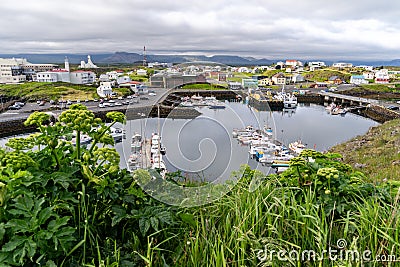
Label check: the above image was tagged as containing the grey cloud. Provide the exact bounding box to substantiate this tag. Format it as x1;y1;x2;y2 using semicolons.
0;0;399;59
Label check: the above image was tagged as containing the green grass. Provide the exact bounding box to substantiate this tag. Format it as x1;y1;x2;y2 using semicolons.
303;69;351;83
0;82;97;101
359;84;393;93
330;119;400;182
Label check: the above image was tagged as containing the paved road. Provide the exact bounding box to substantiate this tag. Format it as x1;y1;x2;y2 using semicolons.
0;87;169;122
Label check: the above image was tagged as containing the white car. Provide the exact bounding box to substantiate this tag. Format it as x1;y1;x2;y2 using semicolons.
149;92;157;96
98;103;105;108
115;102;122;106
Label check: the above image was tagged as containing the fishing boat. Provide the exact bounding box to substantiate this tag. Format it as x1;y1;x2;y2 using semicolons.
232;125;255;138
208;101;226;109
191;94;203;101
289;140;306;155
128;153;140;165
180;101;194;107
283;93;297;109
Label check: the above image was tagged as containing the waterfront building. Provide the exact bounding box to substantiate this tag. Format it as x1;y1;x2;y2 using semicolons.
242;78;259;89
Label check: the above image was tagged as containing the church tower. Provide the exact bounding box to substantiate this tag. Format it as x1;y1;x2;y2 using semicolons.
64;56;70;72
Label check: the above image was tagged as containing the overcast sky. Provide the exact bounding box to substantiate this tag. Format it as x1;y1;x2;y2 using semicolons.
1;0;399;60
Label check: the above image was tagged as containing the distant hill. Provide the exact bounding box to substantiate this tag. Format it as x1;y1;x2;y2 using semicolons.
0;52;399;67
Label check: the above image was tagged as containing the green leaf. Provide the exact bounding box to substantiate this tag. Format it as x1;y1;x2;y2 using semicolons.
24;237;37;258
178;213;197;228
139;219;150;236
13;195;34;215
38;207;53;225
48;216;70;232
1;236;26;252
0;223;5;242
150;217;159;232
5;219;31;233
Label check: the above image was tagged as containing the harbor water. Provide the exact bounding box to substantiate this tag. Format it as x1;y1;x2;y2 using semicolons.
117;102;379;182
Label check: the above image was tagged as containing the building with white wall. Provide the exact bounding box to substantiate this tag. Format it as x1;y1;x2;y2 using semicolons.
332;62;353;68
70;70;96;84
350;75;369;85
80;55;98;69
36;70;70;82
375;69;390;84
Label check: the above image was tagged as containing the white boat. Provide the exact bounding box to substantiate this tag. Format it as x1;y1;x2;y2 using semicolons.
151;154;166;171
259;153;294;164
232;126;255;138
132;132;142;142
128;153;140;165
204;96;217;101
263;125;273;137
289;140;306;155
110;127;124;142
151;133;160;146
283;94;297;109
191;94;203;101
208;101;226;109
180;101;194;107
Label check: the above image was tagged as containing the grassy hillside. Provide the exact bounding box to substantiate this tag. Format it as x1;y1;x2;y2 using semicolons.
330;119;400;182
0;82;97;101
303;69;351;82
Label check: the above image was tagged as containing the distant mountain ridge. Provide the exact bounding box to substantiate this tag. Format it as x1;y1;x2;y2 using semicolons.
0;52;399;67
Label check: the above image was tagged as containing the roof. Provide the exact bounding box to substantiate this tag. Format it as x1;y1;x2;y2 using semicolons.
72;70;94;73
351;75;365;79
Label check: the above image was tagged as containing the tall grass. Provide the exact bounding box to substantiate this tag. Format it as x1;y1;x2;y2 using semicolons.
174;174;400;266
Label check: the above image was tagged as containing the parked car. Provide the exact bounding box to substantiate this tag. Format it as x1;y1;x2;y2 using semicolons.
387;105;399;110
8;104;21;110
115;102;122;106
98;103;104;108
148;92;156;96
93;98;98;102
38;101;45;106
140;97;149;100
67;100;72;105
117;96;123;100
122;101;130;105
15;102;25;106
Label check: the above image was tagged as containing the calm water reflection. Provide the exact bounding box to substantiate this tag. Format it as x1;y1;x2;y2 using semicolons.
117;102;378;182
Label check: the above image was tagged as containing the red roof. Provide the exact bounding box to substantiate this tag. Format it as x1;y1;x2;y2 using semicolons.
50;69;69;72
72;70;94;73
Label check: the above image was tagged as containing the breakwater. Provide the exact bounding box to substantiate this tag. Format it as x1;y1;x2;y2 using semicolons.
363;105;400;123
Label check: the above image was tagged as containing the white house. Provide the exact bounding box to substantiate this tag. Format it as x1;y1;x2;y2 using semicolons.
332;62;353;68
363;72;375;80
350;75;368;85
272;73;287;85
97;82;114;98
70;70;96;84
35;69;70;83
137;69;147;76
285;60;303;67
99;74;109;82
291;74;305;83
237;67;251;73
375;69;390;84
116;75;131;85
